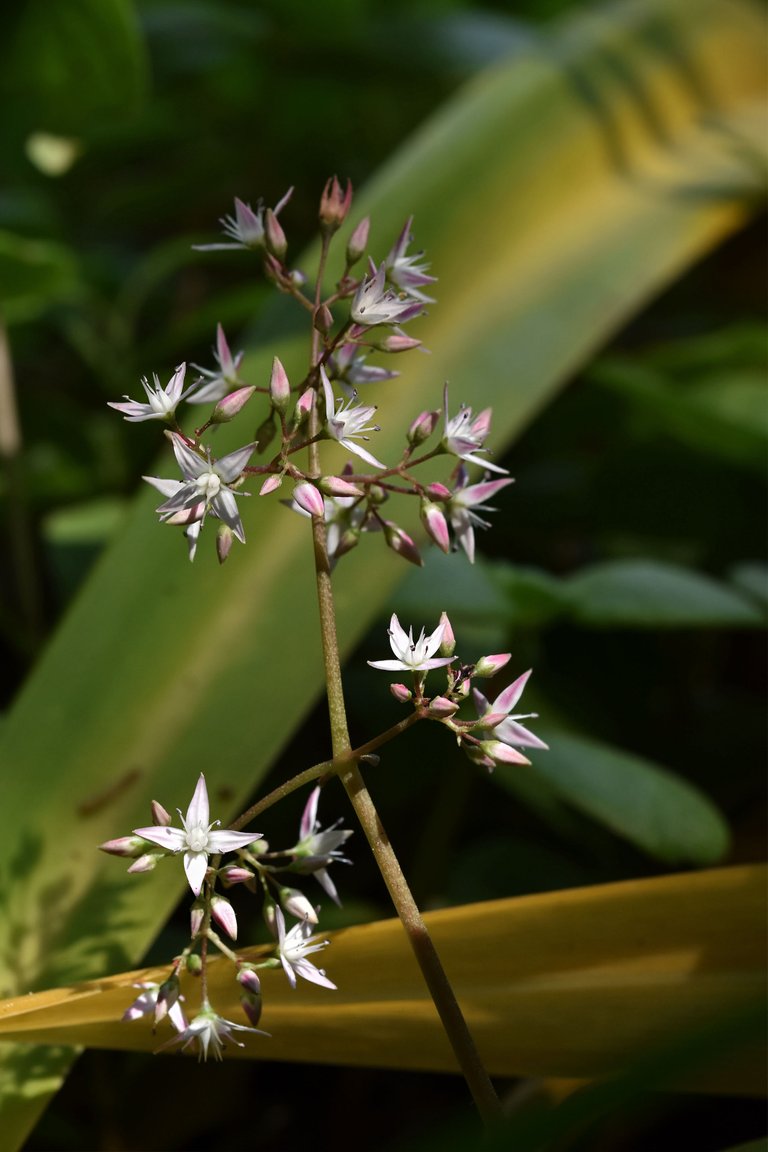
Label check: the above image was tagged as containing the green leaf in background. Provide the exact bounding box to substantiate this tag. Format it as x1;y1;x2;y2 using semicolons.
0;0;765;1144
507;726;731;865
729;562;768;610
0;230;82;325
0;0;148;139
564;559;764;627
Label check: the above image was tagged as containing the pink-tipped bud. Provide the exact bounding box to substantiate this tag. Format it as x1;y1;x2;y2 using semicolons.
99;835;147;859
255;412;277;453
259;474;283;496
151;801;172;827
319;475;364;498
127;852;163;874
216;523;233;564
439;611;456;656
346;217;370;265
280;887;319;924
263;899;278;938
295;388;314;423
384;522;423;566
237;965;262;997
293;482;326;518
428;695;460;718
390;682;413;703
420;499;450;553
333;527;360;558
425;481;451;500
371;334;422;353
211;895;238;940
320;175;353;232
190;901;204;938
220;865;255;887
269;356;291;410
407;410;438;446
211;386;256;424
241;993;263;1028
314;304;334;335
474;652;512;678
264;208;287;259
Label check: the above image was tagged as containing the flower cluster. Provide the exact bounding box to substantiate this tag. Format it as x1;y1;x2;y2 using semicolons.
369;613;548;773
108;179;513;565
103;776;350;1059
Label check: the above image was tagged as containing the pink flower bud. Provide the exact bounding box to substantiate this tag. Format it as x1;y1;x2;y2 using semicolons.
425;481;451;500
346;217;370;264
428;695;459;718
263;899;277;937
389;683;412;703
190;901;204;937
280;886;319;924
151;801;172;827
211;895;238;940
293;482;325;518
241;993;263;1028
259;474;283;496
99;835;147;858
220;865;254;887
384;522;423;567
319;475;364;498
237;966;262;996
474;653;511;678
439;611;456;656
319;175;352;232
295;388;314;422
127;852;162;874
407;410;438;446
420;499;450;553
265;208;287;259
155;976;181;1025
376;334;422;353
269;356;291;410
216;523;233;564
211;386;256;423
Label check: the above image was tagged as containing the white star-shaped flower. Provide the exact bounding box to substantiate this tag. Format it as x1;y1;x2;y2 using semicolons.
321;366;386;468
350;263;425;327
275;906;336;990
108;364;189;423
441;385;507;474
367;613;455;673
448;474;515;563
134;774;261;896
158;1000;267;1061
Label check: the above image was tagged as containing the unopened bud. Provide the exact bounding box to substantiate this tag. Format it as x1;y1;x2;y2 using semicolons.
474;653;512;678
155;975;181;1024
190;900;204;937
320;175;353;232
384;522;422;567
220;865;254;887
407;410;438;446
428;695;459;718
294;388;314;424
390;682;412;703
211;895;238;940
439;611;456;657
368;484;387;505
263;898;277;937
314;304;334;335
425;481;451;500
187;953;203;976
211;386;256;423
319;475;364;498
127;852;163;874
333;527;360;558
237;965;262;997
99;835;147;859
346;217;369;265
216;523;233;564
376;333;422;353
279;886;319;924
264;208;287;259
293;482;325;518
269;357;291;410
151;801;172;827
420;499;450;553
259;474;283;496
255;412;277;453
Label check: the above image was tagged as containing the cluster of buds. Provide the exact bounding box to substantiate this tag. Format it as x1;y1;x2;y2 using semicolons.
369;613;548;772
101;775;350;1059
108;179;513;564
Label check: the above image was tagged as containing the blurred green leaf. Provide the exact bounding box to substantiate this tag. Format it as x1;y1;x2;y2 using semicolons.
514;727;731;865
565;559;764;627
729;562;768;610
0;0;147;138
0;230;81;324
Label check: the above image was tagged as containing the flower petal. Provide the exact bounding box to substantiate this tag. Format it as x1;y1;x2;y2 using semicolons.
186;773;210;828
